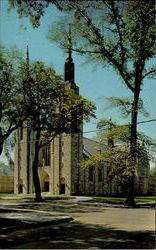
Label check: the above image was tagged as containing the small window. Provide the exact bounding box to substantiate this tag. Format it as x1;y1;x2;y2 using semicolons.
98;168;102;182
106;166;110;176
19;126;23;140
89;166;94;181
43;144;50;166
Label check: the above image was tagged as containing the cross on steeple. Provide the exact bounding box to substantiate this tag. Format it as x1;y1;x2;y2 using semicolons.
67;23;72;60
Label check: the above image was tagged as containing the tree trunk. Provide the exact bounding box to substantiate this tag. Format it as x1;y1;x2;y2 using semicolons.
0;129;3;156
126;88;140;206
0;140;3;156
32;128;42;202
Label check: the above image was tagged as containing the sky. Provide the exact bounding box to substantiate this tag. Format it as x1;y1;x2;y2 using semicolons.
0;1;156;144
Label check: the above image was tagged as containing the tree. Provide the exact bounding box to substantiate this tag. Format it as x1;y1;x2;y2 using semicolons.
21;60;95;201
9;0;156;205
81;118;155;199
0;45;28;157
0;161;13;176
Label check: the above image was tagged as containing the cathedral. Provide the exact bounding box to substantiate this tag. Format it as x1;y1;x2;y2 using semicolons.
14;36;149;196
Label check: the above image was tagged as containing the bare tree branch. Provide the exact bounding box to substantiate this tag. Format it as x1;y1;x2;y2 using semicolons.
142;69;156;79
72;3;135;93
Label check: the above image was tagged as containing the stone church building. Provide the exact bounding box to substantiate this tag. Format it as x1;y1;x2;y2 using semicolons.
14;41;149;196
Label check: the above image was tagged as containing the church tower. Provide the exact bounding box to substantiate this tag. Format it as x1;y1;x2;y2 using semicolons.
52;24;83;195
14;27;83;196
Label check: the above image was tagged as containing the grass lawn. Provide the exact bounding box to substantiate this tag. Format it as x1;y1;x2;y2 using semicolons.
0;193;15;198
92;196;156;204
0;193;75;200
0;193;155;204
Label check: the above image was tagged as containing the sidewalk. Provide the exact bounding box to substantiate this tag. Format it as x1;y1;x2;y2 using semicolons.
0;197;155;249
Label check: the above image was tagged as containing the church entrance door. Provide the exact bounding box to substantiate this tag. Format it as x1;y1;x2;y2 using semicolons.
44;181;49;192
60;184;65;194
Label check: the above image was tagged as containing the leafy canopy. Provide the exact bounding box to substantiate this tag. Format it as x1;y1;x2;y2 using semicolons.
0;45;28;155
20;60;96;148
81;118;155;184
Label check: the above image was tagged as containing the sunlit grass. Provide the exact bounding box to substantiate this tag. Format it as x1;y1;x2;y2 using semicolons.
92;196;156;204
0;193;75;200
0;193;155;204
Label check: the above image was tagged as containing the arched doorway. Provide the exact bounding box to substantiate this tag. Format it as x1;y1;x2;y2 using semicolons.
40;171;50;192
44;176;49;192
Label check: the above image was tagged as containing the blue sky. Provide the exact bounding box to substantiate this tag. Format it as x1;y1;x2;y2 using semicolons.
1;0;156;141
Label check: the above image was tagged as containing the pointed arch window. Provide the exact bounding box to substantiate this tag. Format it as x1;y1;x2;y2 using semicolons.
43;144;50;166
98;168;102;182
89;166;94;182
19;126;23;141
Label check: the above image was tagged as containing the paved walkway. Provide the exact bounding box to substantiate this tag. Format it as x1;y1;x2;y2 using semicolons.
0;197;155;249
0;197;155;231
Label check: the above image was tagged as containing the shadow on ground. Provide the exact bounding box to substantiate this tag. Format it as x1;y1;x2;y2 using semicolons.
0;202;105;215
0;220;154;249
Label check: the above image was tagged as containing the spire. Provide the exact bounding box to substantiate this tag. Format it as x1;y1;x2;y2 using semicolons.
64;24;75;83
23;44;30;100
26;44;29;65
26;44;29;75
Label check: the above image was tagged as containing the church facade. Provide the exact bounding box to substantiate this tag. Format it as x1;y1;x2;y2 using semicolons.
14;42;149;196
14;39;84;196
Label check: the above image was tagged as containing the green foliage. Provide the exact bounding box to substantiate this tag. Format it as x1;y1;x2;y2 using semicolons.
97;118;130;144
97;118;156;150
126;0;156;60
0;45;27;155
81;118;155;185
0;161;13;176
104;97;149;118
21;60;96;148
8;0;63;28
81;147;135;184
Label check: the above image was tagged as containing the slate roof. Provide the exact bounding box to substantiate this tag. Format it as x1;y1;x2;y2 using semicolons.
83;137;107;158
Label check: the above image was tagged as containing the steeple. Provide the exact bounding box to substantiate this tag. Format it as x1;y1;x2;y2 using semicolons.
64;24;75;83
26;44;29;78
23;45;30;100
26;44;29;64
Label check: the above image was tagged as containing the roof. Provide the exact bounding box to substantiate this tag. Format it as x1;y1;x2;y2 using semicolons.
83;137;107;158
